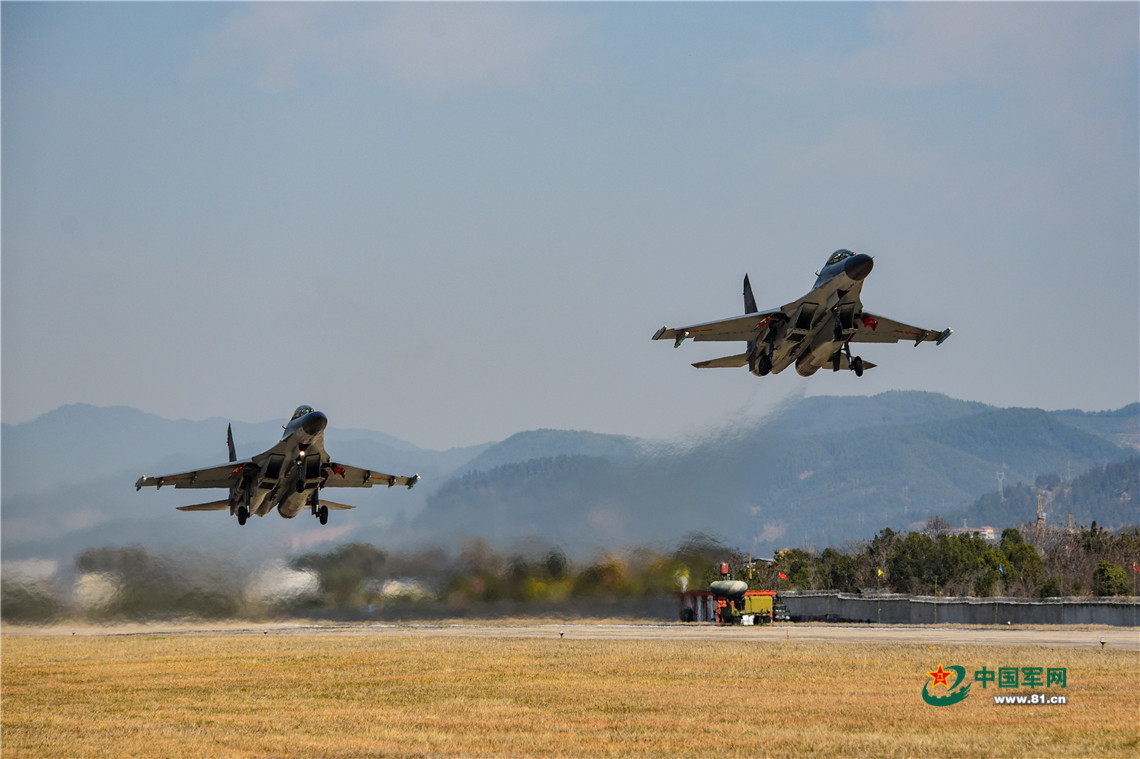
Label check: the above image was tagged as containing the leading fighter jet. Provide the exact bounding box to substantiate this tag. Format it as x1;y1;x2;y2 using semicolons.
135;405;419;526
653;249;951;377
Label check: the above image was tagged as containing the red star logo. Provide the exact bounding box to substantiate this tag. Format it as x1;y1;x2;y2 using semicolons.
927;663;952;689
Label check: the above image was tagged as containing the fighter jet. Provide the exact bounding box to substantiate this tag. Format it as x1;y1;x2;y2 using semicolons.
135;405;419;526
653;249;951;377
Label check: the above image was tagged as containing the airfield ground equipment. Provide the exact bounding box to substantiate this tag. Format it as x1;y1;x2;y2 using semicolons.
677;563;789;624
709;582;778;625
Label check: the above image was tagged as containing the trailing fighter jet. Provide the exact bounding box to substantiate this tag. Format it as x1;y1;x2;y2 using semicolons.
653;249;951;377
135;405;419;526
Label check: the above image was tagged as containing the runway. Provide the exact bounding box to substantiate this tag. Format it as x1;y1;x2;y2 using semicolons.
15;620;1137;650
285;622;1140;650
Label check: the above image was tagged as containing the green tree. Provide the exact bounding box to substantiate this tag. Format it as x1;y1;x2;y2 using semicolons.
777;548;816;589
819;547;858;592
1093;561;1130;596
999;528;1044;594
888;532;939;594
863;528;899;587
932;532;1002;596
1038;575;1081;598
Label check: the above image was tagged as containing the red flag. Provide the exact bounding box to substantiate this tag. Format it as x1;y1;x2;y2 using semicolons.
1133;562;1138;572
778;572;787;580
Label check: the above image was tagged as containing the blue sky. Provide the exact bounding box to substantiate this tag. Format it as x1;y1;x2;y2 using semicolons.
3;2;1137;450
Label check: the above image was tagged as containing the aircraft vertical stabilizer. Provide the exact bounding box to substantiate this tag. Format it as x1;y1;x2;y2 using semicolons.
743;274;758;315
227;424;237;463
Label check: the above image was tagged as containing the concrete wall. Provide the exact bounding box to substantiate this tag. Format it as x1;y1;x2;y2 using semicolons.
780;591;1139;627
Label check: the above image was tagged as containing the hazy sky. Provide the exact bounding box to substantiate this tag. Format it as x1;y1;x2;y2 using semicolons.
4;2;1137;450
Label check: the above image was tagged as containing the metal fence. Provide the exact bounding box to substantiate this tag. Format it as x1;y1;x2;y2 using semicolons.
780;591;1140;627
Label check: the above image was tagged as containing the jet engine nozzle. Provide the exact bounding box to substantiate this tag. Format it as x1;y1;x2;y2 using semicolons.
301;411;328;437
844;253;874;282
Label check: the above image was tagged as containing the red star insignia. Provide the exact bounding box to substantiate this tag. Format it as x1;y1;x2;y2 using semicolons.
927;663;952;689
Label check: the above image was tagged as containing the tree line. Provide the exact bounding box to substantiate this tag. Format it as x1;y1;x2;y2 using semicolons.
753;521;1137;599
3;520;1136;624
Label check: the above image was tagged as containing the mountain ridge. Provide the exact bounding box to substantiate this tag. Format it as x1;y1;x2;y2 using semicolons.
2;393;1135;564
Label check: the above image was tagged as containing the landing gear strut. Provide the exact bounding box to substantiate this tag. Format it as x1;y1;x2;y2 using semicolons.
843;341;865;377
234;474;252;526
310;492;329;525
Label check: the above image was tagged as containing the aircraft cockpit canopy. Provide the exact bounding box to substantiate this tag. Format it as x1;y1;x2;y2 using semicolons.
826;249;856;266
292;405;315;420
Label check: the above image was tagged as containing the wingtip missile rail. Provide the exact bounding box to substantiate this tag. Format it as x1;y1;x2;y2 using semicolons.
652;326;689;348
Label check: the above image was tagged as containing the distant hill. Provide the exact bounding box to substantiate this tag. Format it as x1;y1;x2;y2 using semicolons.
2;393;1136;566
1051;403;1140;450
411;393;1138;556
953;456;1139;530
762;391;993;436
458;429;646;476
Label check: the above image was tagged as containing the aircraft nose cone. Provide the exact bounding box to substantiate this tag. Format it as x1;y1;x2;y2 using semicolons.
844;253;874;281
302;411;328;436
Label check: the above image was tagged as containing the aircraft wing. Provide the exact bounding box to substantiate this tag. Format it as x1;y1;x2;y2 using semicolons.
135;462;245;491
323;463;420;490
852;312;952;345
318;500;356;511
176;500;231;511
693;353;750;369
653;308;782;344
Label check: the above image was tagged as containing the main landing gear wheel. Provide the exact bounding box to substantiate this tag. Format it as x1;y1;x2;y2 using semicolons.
237;506;249;526
317;505;329;525
757;353;772;376
842;340;865;377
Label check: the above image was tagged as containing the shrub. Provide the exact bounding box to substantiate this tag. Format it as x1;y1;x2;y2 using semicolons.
1092;561;1130;597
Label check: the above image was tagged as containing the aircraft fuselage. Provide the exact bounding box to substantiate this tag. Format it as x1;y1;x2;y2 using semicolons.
653;249;950;379
756;252;873;377
135;405;420;526
234;407;330;519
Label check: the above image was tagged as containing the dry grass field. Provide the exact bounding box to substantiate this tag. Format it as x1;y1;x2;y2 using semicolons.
2;625;1137;758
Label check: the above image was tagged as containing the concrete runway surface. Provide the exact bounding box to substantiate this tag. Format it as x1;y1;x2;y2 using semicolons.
13;621;1137;651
